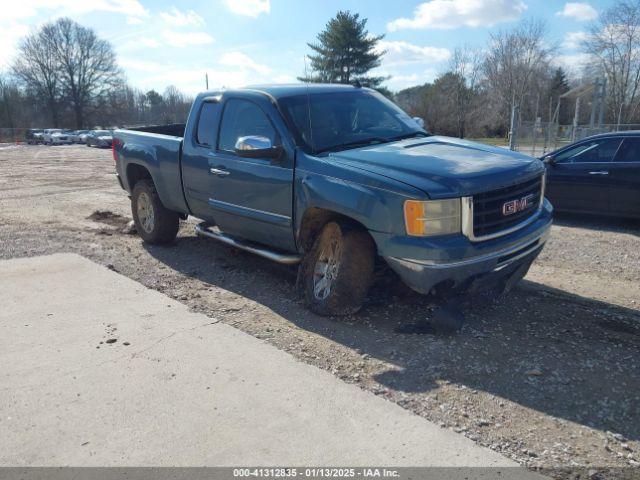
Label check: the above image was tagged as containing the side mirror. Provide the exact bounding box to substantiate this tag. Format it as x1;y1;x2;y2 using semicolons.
234;135;283;159
412;117;425;128
543;154;556;165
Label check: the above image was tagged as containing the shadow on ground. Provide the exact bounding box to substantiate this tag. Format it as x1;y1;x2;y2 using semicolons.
142;232;640;441
553;212;639;236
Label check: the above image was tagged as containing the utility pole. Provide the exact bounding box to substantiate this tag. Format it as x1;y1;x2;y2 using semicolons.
543;95;553;154
598;77;606;128
572;96;581;142
531;93;540;156
205;73;209;90
508;104;519;151
589;78;598;130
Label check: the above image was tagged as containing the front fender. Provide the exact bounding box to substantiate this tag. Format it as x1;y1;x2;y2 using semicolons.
294;169;417;252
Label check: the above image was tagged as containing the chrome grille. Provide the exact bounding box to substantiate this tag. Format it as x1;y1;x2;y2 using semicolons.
470;175;544;240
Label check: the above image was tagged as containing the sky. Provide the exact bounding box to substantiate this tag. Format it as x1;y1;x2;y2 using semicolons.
0;0;619;95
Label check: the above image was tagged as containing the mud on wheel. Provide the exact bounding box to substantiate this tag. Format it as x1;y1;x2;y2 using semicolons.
300;221;375;316
131;179;179;244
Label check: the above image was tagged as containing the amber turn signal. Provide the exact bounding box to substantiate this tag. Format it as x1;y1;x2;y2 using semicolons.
404;200;427;236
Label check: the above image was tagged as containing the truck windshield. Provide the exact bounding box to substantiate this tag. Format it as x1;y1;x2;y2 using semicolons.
278;89;428;154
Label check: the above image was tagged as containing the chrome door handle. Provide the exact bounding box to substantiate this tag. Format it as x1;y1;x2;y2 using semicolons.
209;168;230;176
589;171;609;175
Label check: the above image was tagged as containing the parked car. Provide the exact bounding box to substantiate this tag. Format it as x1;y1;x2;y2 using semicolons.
78;131;92;143
42;129;73;145
86;130;113;147
114;84;552;316
542;131;640;219
25;129;44;144
69;130;89;143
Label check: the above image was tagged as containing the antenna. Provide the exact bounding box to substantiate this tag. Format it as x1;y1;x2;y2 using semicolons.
205;73;209;90
303;55;315;153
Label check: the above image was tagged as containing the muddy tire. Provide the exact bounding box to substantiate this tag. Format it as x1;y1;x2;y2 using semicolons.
131;179;179;244
300;221;375;316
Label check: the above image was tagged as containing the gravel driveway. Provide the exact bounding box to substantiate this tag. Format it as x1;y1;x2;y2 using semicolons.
1;144;639;477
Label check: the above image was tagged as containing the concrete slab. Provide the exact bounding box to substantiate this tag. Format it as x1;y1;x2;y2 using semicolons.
0;254;521;467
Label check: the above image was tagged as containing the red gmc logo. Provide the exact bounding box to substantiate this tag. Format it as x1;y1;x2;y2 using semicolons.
502;194;535;216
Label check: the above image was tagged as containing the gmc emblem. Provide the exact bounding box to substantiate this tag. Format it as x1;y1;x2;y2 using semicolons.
502;194;535;216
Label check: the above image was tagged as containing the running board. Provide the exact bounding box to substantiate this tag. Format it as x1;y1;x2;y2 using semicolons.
195;223;302;265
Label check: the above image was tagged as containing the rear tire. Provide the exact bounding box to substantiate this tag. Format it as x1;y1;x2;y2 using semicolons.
299;221;375;316
131;179;179;244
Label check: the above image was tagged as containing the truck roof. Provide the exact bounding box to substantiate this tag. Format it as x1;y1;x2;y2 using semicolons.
201;83;367;101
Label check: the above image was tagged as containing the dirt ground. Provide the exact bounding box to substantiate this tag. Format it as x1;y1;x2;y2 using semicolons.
1;144;639;477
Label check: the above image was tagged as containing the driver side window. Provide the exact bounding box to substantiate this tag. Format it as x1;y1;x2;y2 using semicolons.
218;99;276;153
555;138;622;163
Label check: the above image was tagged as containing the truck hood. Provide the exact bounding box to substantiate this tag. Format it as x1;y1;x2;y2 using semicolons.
326;136;543;198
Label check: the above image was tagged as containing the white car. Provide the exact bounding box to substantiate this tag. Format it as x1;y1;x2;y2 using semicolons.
43;129;73;145
70;130;90;143
78;131;91;143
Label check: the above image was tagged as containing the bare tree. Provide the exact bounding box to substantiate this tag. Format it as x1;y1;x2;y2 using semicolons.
0;75;20;130
163;85;188;123
482;19;553;132
12;24;62;126
449;46;482;138
584;1;640;125
48;18;122;128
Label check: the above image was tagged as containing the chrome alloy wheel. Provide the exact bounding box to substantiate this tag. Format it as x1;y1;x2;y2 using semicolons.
137;192;155;233
312;237;341;300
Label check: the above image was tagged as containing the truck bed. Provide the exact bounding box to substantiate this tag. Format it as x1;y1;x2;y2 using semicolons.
126;123;186;137
114;127;188;214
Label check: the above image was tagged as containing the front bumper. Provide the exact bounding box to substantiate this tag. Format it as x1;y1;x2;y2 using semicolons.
383;199;553;295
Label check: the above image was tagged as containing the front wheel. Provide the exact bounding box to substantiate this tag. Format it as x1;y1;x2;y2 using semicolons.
131;179;180;244
299;221;375;316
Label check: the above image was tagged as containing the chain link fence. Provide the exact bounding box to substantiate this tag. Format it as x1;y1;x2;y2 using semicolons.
510;121;640;157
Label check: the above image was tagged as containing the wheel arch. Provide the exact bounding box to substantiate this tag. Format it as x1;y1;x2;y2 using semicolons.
294;171;408;254
296;207;376;254
125;162;154;191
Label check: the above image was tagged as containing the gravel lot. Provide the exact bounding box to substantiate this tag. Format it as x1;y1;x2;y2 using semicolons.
1;144;639;477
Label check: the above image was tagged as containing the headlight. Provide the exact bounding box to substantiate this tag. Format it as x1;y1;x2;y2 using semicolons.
403;198;461;237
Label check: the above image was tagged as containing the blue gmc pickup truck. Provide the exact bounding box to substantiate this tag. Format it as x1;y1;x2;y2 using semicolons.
113;84;552;316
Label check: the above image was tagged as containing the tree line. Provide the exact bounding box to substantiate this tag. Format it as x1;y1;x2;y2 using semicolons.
0;17;192;131
395;19;566;138
3;2;640;139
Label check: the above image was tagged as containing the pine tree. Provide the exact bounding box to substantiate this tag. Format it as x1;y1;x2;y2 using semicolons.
548;67;569;100
299;11;386;88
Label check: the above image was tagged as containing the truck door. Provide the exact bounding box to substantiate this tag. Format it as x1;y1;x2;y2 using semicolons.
180;97;223;222
204;96;296;251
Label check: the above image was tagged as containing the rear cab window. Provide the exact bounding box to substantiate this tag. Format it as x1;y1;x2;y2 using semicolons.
196;101;220;147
